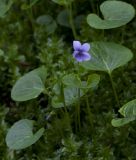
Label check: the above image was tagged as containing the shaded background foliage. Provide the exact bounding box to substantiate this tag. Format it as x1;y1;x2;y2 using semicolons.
0;0;136;159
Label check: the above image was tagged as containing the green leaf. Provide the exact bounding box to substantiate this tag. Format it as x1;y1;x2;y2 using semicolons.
52;74;100;108
0;49;4;56
45;20;57;34
87;1;135;29
30;66;47;83
6;119;44;150
0;0;13;18
64;87;84;105
36;15;53;26
86;74;100;89
11;68;45;101
21;0;39;10
57;10;70;27
36;15;57;34
62;73;82;88
119;99;136;117
111;117;135;127
52;96;64;108
52;86;84;108
81;42;133;73
51;0;73;6
80;74;100;89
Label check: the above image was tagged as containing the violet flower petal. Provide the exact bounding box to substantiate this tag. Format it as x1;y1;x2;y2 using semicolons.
73;51;79;57
73;52;91;62
81;43;90;52
73;41;81;51
74;54;84;62
80;52;91;61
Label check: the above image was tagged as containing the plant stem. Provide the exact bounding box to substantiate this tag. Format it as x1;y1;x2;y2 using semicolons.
61;83;71;130
86;96;93;130
108;72;120;107
77;88;81;131
68;2;77;39
89;0;96;13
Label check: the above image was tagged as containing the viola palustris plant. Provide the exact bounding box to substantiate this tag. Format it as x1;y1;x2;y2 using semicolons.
0;0;136;159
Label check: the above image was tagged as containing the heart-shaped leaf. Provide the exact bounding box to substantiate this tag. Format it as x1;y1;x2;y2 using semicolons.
21;0;39;10
57;10;70;27
36;15;53;26
52;74;100;108
86;74;100;89
52;86;84;108
30;66;47;83
87;1;135;29
119;99;136;117
6;119;44;150
111;117;135;127
11;67;46;101
81;42;133;74
0;0;13;18
62;73;82;88
51;0;73;6
36;15;57;34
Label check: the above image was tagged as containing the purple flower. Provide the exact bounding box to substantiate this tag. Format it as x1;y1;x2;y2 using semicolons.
73;41;91;62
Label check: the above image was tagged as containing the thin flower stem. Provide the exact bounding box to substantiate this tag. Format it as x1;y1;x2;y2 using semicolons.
86;96;93;130
89;0;96;13
75;63;81;131
69;2;78;39
108;72;120;107
77;88;81;130
61;83;71;130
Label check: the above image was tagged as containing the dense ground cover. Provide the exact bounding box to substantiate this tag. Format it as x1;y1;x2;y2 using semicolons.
0;0;136;159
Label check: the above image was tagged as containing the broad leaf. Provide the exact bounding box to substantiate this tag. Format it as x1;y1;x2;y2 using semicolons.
51;0;73;6
57;10;70;27
86;74;100;89
11;67;46;101
81;42;133;73
52;96;64;108
36;15;57;34
119;99;136;117
0;49;4;56
52;86;84;108
52;74;100;108
87;1;135;29
30;66;47;83
111;117;135;127
21;0;39;10
0;0;13;17
62;73;82;88
6;119;44;150
36;15;53;26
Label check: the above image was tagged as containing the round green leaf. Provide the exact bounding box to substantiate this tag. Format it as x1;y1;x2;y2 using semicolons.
62;73;82;88
111;117;135;127
52;0;73;6
52;96;64;108
52;86;84;108
36;15;57;34
11;73;45;102
0;0;13;17
87;1;135;29
45;20;57;34
119;99;136;117
81;42;133;73
6;119;44;150
21;0;39;10
36;15;53;26
57;10;70;27
0;49;4;56
86;74;100;89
